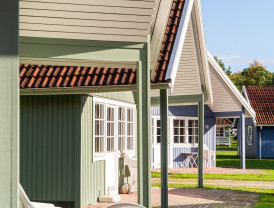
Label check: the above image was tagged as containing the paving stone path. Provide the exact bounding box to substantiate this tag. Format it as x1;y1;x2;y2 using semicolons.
87;188;260;208
151;178;274;189
153;168;268;175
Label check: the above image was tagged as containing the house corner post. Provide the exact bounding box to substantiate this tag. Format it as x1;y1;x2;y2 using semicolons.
141;42;151;208
198;94;204;188
160;89;168;208
136;61;143;205
0;0;19;207
241;106;246;169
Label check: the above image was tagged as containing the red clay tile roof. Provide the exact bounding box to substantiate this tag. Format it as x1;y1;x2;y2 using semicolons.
216;118;233;126
153;0;185;82
19;0;185;89
245;86;274;125
20;65;136;88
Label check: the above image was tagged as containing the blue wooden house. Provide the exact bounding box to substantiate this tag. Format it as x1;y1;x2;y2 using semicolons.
239;86;274;158
151;53;256;169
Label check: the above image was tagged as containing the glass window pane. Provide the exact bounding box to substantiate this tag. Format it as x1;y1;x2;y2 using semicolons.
157;136;161;143
189;136;193;144
174;128;179;136
189;128;193;135
180;136;185;143
95;104;100;119
157;120;160;127
174;136;179;143
180;120;185;127
157;127;161;136
180;128;185;135
188;120;194;127
174;120;179;127
99;105;104;119
95;120;99;135
195;128;198;136
99;121;104;135
195;136;198;144
195;120;198;127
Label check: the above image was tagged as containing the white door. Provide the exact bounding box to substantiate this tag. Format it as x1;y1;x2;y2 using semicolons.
152;118;171;169
105;106;118;194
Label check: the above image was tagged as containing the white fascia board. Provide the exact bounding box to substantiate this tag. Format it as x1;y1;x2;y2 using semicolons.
165;0;194;90
150;0;173;73
241;86;251;105
207;51;256;120
192;0;213;105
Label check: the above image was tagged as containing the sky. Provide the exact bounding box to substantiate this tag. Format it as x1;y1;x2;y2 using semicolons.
201;0;274;73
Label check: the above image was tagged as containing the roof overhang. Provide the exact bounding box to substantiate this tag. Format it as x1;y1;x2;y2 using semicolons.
20;83;170;96
207;51;256;119
164;0;212;105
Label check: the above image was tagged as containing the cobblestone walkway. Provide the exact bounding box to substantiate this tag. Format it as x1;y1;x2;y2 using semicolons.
153;168;268;175
86;188;259;208
151;178;274;189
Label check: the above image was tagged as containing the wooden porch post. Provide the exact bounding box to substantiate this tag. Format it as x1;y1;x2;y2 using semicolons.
0;0;19;207
241;106;246;169
137;41;151;207
160;89;168;208
198;94;204;188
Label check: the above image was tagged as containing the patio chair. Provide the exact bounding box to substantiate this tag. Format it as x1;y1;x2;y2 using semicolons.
106;203;145;208
19;183;60;208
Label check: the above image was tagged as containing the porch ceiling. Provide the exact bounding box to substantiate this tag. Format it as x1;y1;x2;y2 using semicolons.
19;0;159;43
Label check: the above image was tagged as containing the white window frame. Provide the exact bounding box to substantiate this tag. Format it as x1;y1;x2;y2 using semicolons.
107;106;115;152
247;126;253;146
93;97;136;160
216;126;230;138
126;108;135;150
151;115;198;148
94;103;105;154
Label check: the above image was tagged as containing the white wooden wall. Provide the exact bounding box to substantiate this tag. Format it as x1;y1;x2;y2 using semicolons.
19;0;158;42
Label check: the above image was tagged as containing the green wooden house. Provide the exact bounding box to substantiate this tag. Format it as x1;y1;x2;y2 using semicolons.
0;0;255;208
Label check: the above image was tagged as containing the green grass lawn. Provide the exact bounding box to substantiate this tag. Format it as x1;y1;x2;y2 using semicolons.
216;151;274;173
216;137;237;151
151;150;274;207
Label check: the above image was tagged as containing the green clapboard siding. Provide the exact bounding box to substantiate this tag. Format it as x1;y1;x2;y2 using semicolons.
20;95;82;206
80;95;105;206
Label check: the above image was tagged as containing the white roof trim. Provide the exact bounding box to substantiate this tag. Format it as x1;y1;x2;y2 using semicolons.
192;0;213;105
165;0;194;88
207;51;256;119
241;86;251;105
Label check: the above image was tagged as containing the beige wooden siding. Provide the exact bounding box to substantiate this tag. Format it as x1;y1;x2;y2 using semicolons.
19;0;158;42
172;19;201;96
151;19;202;97
209;65;241;112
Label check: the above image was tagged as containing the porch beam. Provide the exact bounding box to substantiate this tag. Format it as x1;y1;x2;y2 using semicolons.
0;0;19;207
20;83;170;96
151;94;203;105
160;89;168;208
198;94;204;188
240;106;246;169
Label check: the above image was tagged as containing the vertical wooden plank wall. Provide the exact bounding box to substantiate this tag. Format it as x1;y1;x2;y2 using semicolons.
20;95;81;205
80;95;105;206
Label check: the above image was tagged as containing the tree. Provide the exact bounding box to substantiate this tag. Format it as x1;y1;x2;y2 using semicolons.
214;56;232;75
229;60;273;90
